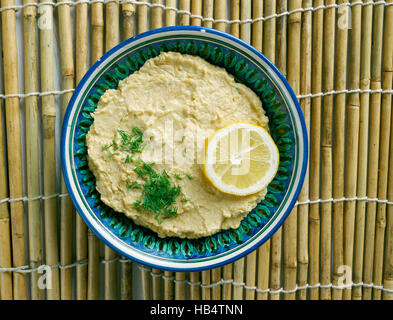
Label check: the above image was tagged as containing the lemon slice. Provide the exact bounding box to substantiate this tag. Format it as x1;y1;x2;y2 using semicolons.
203;122;279;196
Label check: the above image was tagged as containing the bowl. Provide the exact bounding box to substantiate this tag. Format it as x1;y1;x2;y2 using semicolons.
61;26;308;272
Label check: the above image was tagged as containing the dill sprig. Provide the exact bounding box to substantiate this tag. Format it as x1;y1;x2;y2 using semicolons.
101;126;186;223
173;173;183;180
133;159;182;224
102;126;144;161
117;127;144;158
126;179;141;190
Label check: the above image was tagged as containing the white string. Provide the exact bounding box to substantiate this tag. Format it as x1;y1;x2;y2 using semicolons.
0;89;75;100
0;0;392;298
135;264;393;294
0;193;69;205
297;88;393;100
0;88;391;101
0;259;88;273
1;249;392;294
1;193;391;206
296;197;393;206
0;0;392;23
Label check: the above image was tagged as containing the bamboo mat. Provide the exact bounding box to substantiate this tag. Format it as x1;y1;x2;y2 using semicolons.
0;0;392;300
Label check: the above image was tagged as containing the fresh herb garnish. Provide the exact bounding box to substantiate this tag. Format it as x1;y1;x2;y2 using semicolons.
117;127;144;158
126;179;141;190
173;173;183;180
133;159;182;224
125;154;132;164
108;152;119;160
185;174;193;180
101;126;186;223
102;127;144;160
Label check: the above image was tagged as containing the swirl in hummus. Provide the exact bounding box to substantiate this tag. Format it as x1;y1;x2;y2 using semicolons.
86;51;269;239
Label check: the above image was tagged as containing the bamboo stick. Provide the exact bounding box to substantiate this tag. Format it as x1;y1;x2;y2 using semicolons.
332;0;349;301
296;0;312;300
320;0;336;301
75;0;88;301
309;0;324;300
283;0;301;300
373;0;392;299
189;272;200;299
88;0;104;300
262;0;275;60
75;0;88;300
245;252;256;300
91;1;104;64
57;0;75;300
211;268;221;299
120;258;132;299
202;0;213;28
106;0;120;48
23;0;42;300
383;2;393;300
151;0;163;29
384;129;393;293
363;1;384;300
39;0;59;300
256;243;269;300
256;0;275;301
385;177;393;299
191;0;202;26
0;116;12;299
342;0;362;300
122;1;136;40
240;0;250;43
352;0;373;300
233;258;244;299
179;0;190;25
1;0;27;300
87;233;100;300
152;269;162;300
251;0;263;52
275;0;286;79
164;271;174;299
165;0;176;26
214;0;226;32
104;0;120;300
175;272;186;300
269;0;286;301
141;266;150;299
222;263;232;300
137;0;148;34
230;0;240;38
201;270;211;299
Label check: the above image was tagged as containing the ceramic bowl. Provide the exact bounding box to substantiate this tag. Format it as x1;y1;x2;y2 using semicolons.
61;26;308;272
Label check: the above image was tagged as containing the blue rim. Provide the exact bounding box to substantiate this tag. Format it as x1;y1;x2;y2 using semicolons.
61;26;308;272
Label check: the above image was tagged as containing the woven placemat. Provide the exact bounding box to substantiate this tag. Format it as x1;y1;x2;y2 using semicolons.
0;0;392;300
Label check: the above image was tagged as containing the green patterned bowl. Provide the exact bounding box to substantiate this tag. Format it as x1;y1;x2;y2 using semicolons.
61;26;308;271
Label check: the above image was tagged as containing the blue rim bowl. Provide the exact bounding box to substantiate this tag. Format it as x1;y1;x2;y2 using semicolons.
61;26;308;272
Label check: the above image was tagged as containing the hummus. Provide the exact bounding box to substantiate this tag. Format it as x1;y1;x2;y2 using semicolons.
86;51;269;239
